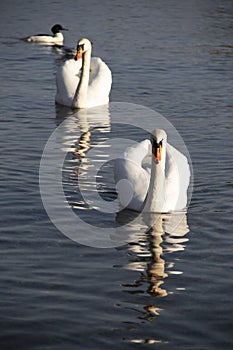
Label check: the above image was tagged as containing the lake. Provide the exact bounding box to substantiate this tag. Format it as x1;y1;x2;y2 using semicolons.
0;0;232;349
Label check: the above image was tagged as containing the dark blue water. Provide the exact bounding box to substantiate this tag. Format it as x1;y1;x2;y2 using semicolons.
0;0;232;349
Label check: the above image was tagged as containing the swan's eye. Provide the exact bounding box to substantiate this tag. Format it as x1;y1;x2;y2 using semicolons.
77;43;85;51
151;138;162;149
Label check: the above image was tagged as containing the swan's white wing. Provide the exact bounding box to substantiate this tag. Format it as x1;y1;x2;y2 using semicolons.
114;140;151;211
87;57;112;108
55;58;82;107
55;57;111;108
114;139;190;213
165;144;190;211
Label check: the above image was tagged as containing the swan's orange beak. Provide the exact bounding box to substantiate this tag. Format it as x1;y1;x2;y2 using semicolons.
156;144;162;161
74;47;83;61
152;137;163;162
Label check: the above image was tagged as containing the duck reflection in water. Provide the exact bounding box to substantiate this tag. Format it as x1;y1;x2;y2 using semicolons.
116;211;189;301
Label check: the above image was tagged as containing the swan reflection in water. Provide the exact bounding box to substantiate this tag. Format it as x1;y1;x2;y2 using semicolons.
115;210;189;302
112;212;189;345
55;103;111;175
55;104;113;215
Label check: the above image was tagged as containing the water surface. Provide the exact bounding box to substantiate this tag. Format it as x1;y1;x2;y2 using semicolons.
0;0;232;349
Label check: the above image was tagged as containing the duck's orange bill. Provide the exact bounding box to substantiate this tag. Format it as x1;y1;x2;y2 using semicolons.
156;144;162;161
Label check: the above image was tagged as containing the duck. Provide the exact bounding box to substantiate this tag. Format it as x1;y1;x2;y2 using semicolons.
114;129;190;213
55;38;112;109
22;24;68;45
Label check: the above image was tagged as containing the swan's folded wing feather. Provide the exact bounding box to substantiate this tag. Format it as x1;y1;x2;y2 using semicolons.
114;158;150;211
114;140;151;211
165;144;190;210
87;57;112;107
55;59;82;106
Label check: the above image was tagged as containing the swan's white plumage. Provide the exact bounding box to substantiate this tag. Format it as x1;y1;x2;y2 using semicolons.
114;137;190;213
163;143;190;211
55;39;112;108
114;140;151;212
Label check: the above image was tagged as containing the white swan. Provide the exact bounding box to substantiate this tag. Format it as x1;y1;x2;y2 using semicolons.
22;24;68;45
55;38;112;109
114;129;190;213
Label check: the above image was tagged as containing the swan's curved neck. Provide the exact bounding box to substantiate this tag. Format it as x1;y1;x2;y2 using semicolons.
73;48;91;108
143;144;166;213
